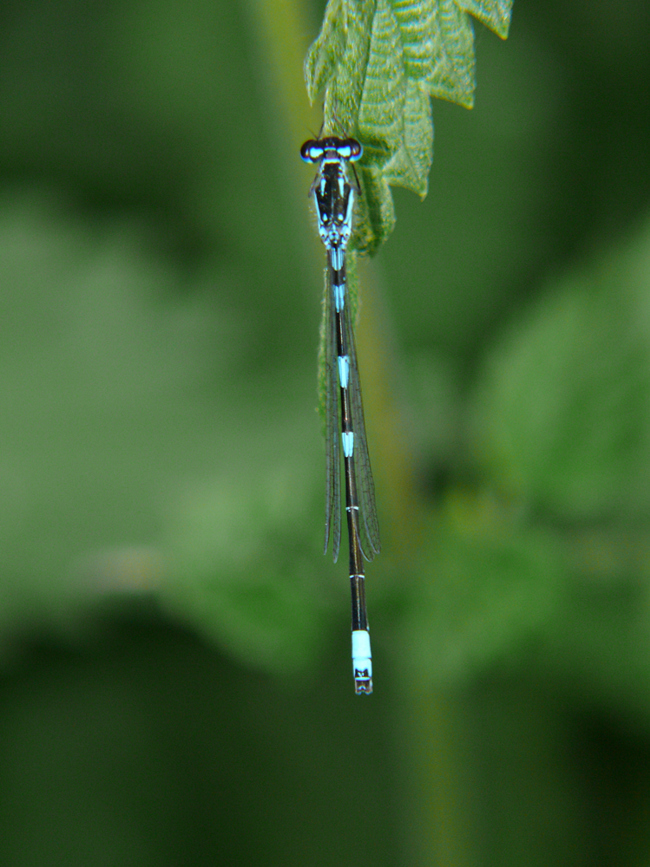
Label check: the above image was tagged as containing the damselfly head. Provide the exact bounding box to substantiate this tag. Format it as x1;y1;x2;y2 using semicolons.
300;137;363;163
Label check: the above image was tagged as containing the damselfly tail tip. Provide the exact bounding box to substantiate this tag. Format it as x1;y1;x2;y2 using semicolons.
352;629;372;695
354;675;373;695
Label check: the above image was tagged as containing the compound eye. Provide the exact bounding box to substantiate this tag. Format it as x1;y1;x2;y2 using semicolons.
335;138;362;161
347;139;363;161
300;140;323;162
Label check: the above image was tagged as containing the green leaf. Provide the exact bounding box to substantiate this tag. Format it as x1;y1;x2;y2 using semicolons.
0;190;233;639
404;501;567;686
470;212;650;523
304;0;349;100
304;0;514;253
162;471;331;678
458;0;513;39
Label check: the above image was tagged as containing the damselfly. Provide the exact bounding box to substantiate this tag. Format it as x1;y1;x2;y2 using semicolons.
300;136;380;694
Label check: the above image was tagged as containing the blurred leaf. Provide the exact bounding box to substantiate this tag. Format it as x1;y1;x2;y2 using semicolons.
403;213;650;698
404;494;567;686
161;469;333;678
0;190;255;643
304;0;514;253
470;212;650;523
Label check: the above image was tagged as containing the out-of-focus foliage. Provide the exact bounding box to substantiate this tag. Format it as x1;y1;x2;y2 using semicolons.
1;0;650;864
404;216;650;701
473;223;650;522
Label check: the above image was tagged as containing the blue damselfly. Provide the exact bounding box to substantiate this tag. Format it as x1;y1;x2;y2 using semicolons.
301;136;380;694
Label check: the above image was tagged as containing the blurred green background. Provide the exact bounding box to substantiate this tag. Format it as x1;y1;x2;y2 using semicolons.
1;0;650;864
